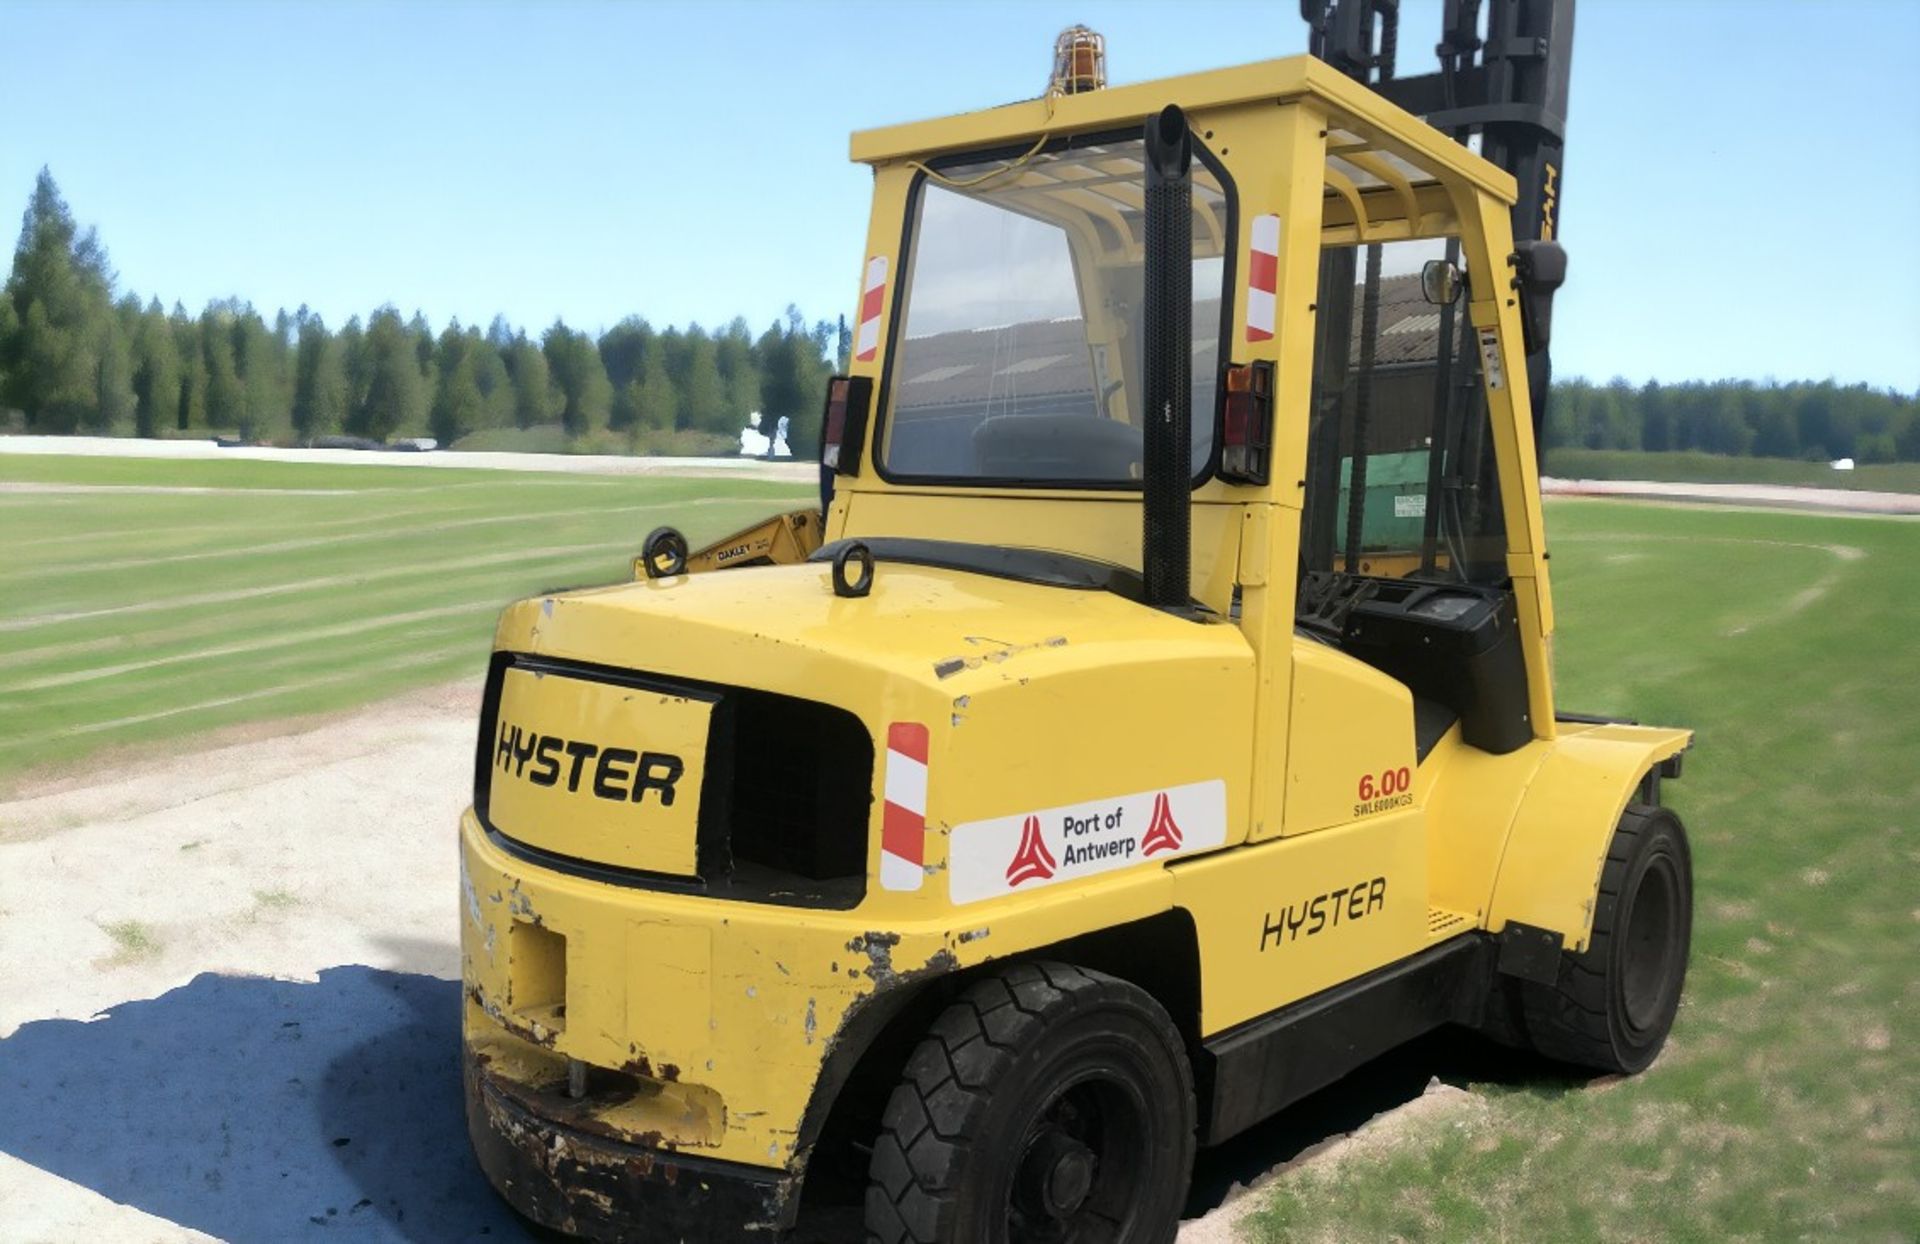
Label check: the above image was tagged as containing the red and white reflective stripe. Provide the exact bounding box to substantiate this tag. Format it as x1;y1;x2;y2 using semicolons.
1246;214;1280;342
880;721;928;891
855;256;888;362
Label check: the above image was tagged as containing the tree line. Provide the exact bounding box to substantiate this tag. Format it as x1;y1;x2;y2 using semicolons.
0;169;842;454
1545;376;1918;465
5;168;1915;463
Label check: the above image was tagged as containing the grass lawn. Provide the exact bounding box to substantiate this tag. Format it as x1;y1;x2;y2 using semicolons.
1545;448;1920;494
0;454;811;785
1247;498;1918;1242
447;424;576;454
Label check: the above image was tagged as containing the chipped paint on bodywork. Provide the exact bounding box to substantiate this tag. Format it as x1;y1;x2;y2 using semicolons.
932;634;1068;679
462;812;965;1179
467;1045;796;1242
845;931;901;983
461;859;499;965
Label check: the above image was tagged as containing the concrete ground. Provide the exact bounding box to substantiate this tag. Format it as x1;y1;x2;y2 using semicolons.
0;684;496;1243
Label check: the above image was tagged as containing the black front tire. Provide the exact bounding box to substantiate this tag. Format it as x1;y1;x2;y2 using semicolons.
1519;803;1693;1073
864;962;1195;1244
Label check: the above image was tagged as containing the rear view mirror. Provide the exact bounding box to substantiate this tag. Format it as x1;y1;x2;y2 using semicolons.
1420;259;1464;306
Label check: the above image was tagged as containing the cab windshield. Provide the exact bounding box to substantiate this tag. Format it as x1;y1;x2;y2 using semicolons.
880;135;1232;485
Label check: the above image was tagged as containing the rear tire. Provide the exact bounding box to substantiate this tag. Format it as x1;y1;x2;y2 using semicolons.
1519;803;1693;1073
864;962;1195;1244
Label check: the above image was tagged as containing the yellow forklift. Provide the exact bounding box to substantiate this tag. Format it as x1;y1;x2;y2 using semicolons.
461;4;1693;1240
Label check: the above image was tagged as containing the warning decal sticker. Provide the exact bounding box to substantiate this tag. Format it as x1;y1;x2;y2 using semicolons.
1478;328;1504;390
855;256;887;362
880;722;929;892
1246;214;1280;342
948;779;1228;905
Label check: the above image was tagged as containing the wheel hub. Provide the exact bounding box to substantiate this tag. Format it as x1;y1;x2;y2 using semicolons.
1018;1127;1098;1221
1622;858;1679;1032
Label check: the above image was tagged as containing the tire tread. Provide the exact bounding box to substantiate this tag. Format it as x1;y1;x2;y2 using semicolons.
1517;804;1691;1073
863;962;1192;1244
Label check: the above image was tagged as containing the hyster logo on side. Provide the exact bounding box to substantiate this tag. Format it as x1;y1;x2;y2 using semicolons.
494;721;683;806
1259;877;1388;951
951;779;1227;905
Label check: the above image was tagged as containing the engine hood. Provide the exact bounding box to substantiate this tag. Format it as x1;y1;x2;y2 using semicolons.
495;561;1248;702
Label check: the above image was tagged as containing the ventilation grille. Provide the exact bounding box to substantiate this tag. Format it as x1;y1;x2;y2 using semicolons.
1427;907;1471;938
725;689;872;883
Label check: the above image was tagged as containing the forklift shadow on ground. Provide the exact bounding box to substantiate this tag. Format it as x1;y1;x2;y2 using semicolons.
0;965;535;1243
0;962;1595;1242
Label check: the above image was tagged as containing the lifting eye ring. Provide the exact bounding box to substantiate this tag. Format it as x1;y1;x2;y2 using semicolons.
832;541;875;598
641;526;689;579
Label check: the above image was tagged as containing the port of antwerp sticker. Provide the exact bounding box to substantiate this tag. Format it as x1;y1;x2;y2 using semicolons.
947;780;1227;904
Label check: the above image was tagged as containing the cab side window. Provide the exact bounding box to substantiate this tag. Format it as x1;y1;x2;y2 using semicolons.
1299;239;1507;586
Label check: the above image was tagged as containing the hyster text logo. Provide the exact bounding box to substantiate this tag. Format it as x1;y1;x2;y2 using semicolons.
494;721;683;806
951;779;1228;905
1259;877;1388;951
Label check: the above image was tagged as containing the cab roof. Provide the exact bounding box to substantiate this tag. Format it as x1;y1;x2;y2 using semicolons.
849;53;1517;205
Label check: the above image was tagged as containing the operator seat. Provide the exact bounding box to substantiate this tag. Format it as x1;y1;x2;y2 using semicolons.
972;413;1142;480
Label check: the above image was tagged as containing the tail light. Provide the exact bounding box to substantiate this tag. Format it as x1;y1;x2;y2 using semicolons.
820;375;873;474
1220;360;1274;485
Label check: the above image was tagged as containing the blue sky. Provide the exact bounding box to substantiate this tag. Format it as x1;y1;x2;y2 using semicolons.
3;0;1916;389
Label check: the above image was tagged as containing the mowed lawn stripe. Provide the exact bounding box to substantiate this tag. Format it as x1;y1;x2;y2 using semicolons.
0;537;642;645
3;478;775;575
1;608;489;734
7;641;479;741
8;471;659;557
3;489;464;578
0;489;796;620
5;598;522;692
0;506;782;709
0;528;690;691
9;493;536;560
0;491;784;638
0;455;811;780
6;603;502;712
0;450;644;491
4;486;781;585
1;455;788;569
0;492;607;601
0;615;497;771
0;644;490;768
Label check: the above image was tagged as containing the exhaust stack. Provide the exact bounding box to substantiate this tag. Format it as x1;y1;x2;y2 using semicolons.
1142;104;1193;611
